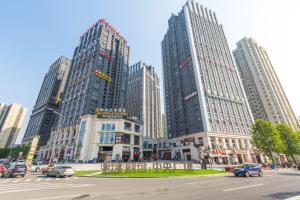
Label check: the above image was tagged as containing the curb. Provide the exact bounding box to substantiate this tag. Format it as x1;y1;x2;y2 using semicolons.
77;172;228;179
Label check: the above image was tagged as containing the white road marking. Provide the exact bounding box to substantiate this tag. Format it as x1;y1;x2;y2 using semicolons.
29;194;81;200
285;195;300;200
46;178;51;181
223;183;264;192
0;180;10;183
73;177;79;180
0;183;92;194
25;179;32;182
0;183;69;190
55;178;60;180
12;179;21;183
35;178;41;181
185;179;224;185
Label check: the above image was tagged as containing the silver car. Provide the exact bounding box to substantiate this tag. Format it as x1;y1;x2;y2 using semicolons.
46;166;75;178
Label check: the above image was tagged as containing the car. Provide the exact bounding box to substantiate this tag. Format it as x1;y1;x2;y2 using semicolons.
5;162;27;178
47;166;75;178
297;164;300;170
232;163;263;177
0;164;8;177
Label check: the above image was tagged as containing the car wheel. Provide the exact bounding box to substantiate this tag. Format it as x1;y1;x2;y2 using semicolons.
21;174;25;178
56;173;60;178
245;172;250;177
258;171;263;177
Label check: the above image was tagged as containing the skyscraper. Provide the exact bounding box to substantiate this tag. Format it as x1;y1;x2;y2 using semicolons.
0;103;27;148
22;56;71;147
233;38;299;130
162;0;255;164
126;61;162;139
47;19;129;161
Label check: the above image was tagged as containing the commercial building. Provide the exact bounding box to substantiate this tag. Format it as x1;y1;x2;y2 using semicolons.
126;62;162;139
38;111;142;163
161;0;257;164
0;103;27;148
47;19;129;161
22;56;71;147
233;38;299;130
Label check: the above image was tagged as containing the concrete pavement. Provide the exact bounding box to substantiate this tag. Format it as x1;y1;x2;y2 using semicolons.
0;170;299;200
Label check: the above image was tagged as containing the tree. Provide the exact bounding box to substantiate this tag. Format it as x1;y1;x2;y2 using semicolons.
251;119;284;164
276;123;300;164
0;144;31;159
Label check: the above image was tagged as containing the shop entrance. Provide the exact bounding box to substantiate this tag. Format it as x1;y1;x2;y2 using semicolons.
98;146;113;162
237;154;243;164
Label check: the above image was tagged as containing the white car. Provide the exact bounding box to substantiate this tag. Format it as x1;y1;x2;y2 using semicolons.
46;166;75;178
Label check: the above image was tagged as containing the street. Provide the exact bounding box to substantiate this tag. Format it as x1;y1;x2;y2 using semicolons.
0;170;299;200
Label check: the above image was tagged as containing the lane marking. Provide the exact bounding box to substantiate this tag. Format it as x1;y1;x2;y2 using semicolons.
29;194;81;200
0;180;10;183
73;177;79;180
25;179;32;182
223;183;264;192
35;178;41;182
0;183;73;190
12;179;21;183
0;184;91;194
185;179;224;185
46;178;51;181
55;178;60;180
0;182;69;190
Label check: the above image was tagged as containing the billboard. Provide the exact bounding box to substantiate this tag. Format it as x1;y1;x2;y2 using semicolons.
26;136;40;162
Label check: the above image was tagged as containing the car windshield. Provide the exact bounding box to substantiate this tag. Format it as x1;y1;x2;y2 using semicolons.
62;166;72;169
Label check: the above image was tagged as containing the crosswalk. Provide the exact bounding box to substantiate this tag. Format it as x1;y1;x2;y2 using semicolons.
0;176;79;184
0;178;91;195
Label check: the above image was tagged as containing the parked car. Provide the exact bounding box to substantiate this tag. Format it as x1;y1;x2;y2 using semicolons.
297;163;300;170
46;166;75;178
232;163;263;177
6;162;27;178
0;164;7;177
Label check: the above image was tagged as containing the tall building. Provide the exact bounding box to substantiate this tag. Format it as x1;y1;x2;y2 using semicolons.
162;0;256;164
233;38;299;130
126;61;162;139
22;56;71;147
0;103;27;148
47;19;129;161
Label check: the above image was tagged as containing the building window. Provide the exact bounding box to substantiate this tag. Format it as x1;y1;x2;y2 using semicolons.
99;132;115;144
134;136;140;145
124;122;132;131
134;124;140;132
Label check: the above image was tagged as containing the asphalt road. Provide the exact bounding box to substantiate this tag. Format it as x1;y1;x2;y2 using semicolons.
0;170;300;200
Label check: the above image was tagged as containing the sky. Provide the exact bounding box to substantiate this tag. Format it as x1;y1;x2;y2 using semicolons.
0;0;299;143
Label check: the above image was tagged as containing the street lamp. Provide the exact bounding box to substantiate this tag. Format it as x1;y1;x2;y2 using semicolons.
47;108;64;166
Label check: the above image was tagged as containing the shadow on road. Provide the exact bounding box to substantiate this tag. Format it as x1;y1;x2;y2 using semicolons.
264;191;300;199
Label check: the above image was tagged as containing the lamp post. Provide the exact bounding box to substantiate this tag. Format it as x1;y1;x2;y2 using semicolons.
47;109;64;166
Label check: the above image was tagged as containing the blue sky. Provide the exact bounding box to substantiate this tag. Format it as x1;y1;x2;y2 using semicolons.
0;0;299;143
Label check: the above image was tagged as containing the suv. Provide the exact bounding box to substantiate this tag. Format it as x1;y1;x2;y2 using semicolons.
233;163;263;177
47;166;75;178
6;163;27;178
